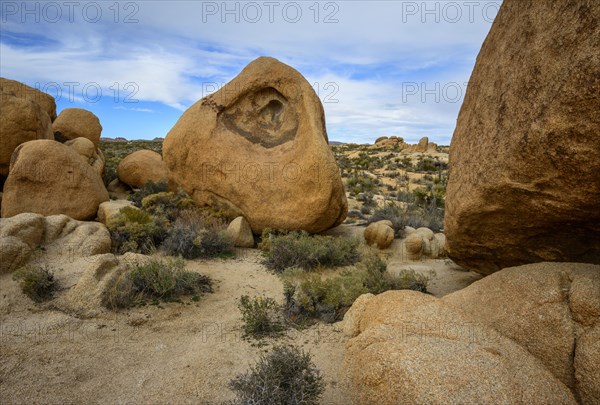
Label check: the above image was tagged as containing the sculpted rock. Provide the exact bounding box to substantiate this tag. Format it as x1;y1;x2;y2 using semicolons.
444;262;600;395
0;213;111;273
227;216;254;247
0;78;55;177
445;0;600;274
364;221;394;249
117;149;168;188
344;290;577;405
1;140;109;220
163;57;347;233
576;325;600;405
52;108;102;147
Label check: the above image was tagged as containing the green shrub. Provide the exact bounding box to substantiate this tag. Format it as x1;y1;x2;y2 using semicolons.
129;180;169;207
108;207;168;254
346;174;378;195
102;258;212;309
283;255;434;323
141;191;198;222
238;295;286;338
263;232;361;273
162;210;234;259
228;345;325;405
13;265;57;303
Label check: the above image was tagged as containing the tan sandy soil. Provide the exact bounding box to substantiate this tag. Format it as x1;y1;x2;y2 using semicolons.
0;239;479;404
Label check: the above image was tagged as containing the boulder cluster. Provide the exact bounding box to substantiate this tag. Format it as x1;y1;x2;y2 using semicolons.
372;135;438;153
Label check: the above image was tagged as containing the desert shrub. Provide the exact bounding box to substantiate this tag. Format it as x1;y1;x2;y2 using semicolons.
258;228;293;252
367;203;405;234
108;207;168;254
263;232;361;273
228;345;324;405
346;174;378;195
360;205;372;215
129;180;169;207
13;265;57;303
102;258;212;309
347;209;366;220
162;210;234;259
141;190;198;222
283;255;434;323
238;295;286;338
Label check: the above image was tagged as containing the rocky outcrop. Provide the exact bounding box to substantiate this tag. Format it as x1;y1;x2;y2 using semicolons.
163;57;347;234
1;140;109;220
117;149;168;188
52;108;102;147
0;78;55;178
64;137;105;178
343;262;600;405
0;213;111;273
402;227;446;260
445;0;600;274
97;200;136;225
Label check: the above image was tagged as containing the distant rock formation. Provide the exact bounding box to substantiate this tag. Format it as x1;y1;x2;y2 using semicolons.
371;136;437;153
445;0;600;274
163;57;347;234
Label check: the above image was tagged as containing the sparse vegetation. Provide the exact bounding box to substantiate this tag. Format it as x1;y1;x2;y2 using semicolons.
107;206;168;254
238;295;286;338
13;265;57;303
102;258;212;309
283;254;434;323
129;180;170;207
162;210;234;259
228;345;325;405
263;231;361;273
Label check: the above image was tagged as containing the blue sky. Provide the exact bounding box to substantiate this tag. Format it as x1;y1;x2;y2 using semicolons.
1;1;501;144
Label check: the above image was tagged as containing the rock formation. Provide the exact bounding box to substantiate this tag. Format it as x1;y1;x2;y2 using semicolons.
0;78;55;179
445;0;600;274
343;262;600;405
226;216;255;248
0;213;111;273
52;108;102;147
117;149;169;188
1;140;109;220
364;221;394;249
163;57;347;234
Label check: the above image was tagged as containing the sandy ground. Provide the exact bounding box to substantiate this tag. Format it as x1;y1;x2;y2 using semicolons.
0;241;481;404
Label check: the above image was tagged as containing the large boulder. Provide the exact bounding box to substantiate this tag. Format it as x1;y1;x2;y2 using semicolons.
445;0;600;274
97;199;136;225
1;140;109;220
0;78;55;178
344;290;577;405
52;108;102;147
343;262;600;404
163;56;347;234
445;262;600;393
0;213;111;273
117;149;168;188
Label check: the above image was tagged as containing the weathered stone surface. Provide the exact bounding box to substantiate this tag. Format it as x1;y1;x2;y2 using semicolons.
97;200;136;225
52;108;102;147
445;0;600;274
445;262;600;391
65;137;105;177
364;221;394;249
0;213;111;273
344;290;577;405
0;78;55;177
1;140;109;220
226;216;254;247
117;149;168;188
343;262;600;404
163;57;347;233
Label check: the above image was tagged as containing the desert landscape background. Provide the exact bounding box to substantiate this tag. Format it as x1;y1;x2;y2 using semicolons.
1;1;599;405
